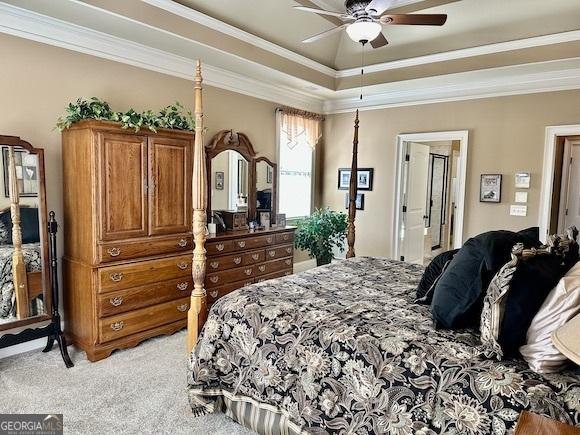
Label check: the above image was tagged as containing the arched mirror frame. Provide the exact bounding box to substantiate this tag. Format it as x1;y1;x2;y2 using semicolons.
0;135;51;332
253;156;278;222
206;130;257;221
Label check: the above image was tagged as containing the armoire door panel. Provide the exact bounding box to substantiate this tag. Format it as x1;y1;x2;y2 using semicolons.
148;136;191;235
98;133;148;241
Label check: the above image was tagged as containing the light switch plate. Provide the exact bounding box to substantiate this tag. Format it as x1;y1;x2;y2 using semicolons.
510;205;528;216
515;192;528;203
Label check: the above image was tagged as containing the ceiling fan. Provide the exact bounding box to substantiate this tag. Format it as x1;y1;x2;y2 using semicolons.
295;0;447;48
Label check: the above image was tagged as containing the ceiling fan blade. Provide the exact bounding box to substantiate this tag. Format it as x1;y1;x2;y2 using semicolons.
294;6;351;19
370;32;389;49
380;14;448;25
366;0;395;16
302;24;348;43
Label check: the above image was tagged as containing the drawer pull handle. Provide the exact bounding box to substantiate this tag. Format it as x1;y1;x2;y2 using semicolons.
177;262;189;270
286;248;292;254
237;241;246;248
177;282;189;291
107;247;121;257
268;251;276;258
210;261;219;269
210;290;218;298
109;297;124;307
267;237;273;243
110;321;125;332
285;271;291;276
252;254;260;261
177;239;188;248
258;265;266;272
216;243;225;252
283;235;290;241
234;257;242;265
285;259;292;266
244;281;253;286
245;269;252;276
177;304;189;312
109;273;124;283
210;276;219;284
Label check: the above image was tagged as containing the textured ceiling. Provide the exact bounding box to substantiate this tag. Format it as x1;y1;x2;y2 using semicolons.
175;0;580;70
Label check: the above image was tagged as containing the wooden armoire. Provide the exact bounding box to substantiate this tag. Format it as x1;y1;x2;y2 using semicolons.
62;120;194;361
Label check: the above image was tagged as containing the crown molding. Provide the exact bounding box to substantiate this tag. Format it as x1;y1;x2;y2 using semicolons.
0;2;325;113
141;0;337;77
337;30;580;78
325;58;580;113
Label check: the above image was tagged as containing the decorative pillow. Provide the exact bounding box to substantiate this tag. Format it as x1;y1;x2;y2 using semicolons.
0;207;40;244
415;249;459;303
430;228;541;329
520;261;580;373
480;241;572;360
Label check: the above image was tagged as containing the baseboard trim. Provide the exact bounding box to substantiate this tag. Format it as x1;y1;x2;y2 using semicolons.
293;259;317;273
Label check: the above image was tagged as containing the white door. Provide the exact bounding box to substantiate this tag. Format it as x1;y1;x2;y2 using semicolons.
401;142;430;264
562;142;580;230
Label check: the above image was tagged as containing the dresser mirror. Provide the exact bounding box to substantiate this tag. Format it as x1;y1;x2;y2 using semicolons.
210;150;250;213
0;137;51;331
255;157;277;220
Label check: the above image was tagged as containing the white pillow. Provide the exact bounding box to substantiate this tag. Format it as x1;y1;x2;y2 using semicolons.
520;261;580;373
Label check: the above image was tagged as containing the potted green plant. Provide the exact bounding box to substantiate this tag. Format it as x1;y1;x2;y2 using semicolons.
295;208;348;266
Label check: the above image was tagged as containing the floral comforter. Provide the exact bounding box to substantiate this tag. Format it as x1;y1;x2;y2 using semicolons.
0;243;42;319
188;257;580;434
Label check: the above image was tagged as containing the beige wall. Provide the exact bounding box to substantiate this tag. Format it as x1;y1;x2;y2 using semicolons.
322;90;580;257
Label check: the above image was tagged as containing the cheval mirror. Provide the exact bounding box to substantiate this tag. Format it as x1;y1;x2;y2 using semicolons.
0;135;72;367
206;130;278;227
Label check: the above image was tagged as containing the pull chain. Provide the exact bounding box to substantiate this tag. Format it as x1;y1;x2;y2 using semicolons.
360;42;366;100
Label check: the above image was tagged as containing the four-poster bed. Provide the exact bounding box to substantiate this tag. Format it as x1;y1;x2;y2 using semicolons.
186;64;579;434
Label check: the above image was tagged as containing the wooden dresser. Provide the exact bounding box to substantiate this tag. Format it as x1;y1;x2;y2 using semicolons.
205;227;296;307
61;120;194;361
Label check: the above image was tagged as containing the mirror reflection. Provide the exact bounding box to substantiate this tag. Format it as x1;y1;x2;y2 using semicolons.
256;160;274;214
211;150;249;214
0;145;44;325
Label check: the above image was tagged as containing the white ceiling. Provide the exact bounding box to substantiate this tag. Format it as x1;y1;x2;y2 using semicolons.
176;0;580;70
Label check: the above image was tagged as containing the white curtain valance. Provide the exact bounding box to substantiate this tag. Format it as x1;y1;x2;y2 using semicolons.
279;108;324;150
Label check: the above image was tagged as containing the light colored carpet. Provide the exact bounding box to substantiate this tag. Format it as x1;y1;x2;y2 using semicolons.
0;331;256;435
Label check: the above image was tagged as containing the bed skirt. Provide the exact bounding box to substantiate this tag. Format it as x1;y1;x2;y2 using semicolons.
189;389;309;435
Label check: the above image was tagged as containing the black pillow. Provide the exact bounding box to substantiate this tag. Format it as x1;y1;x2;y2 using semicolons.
431;228;542;329
499;254;564;357
0;207;40;244
415;249;459;303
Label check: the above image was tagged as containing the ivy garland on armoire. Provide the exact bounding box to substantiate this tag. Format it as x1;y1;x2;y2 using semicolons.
56;97;196;132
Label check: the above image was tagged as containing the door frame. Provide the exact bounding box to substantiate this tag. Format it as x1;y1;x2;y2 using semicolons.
393;131;469;260
539;125;580;242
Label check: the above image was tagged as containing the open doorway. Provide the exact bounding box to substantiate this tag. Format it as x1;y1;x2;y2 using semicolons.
393;131;469;265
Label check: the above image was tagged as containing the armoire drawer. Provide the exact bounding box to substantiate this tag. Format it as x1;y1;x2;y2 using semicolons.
98;254;191;293
205;265;254;288
255;257;293;277
207;250;265;272
256;269;292;283
266;244;294;260
98;235;192;263
99;297;189;343
207;279;253;305
98;277;193;317
275;232;294;244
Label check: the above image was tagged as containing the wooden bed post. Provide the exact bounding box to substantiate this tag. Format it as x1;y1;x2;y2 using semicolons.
346;110;359;259
188;60;208;352
8;146;29;318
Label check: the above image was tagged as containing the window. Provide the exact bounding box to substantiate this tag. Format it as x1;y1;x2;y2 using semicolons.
277;109;322;220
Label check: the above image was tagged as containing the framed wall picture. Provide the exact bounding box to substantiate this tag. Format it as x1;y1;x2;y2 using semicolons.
515;172;531;189
344;193;365;210
2;147;38;198
480;174;502;203
338;168;374;191
215;171;224;190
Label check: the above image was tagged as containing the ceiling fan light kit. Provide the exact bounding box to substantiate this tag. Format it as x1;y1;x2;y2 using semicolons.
296;0;447;49
346;20;382;44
